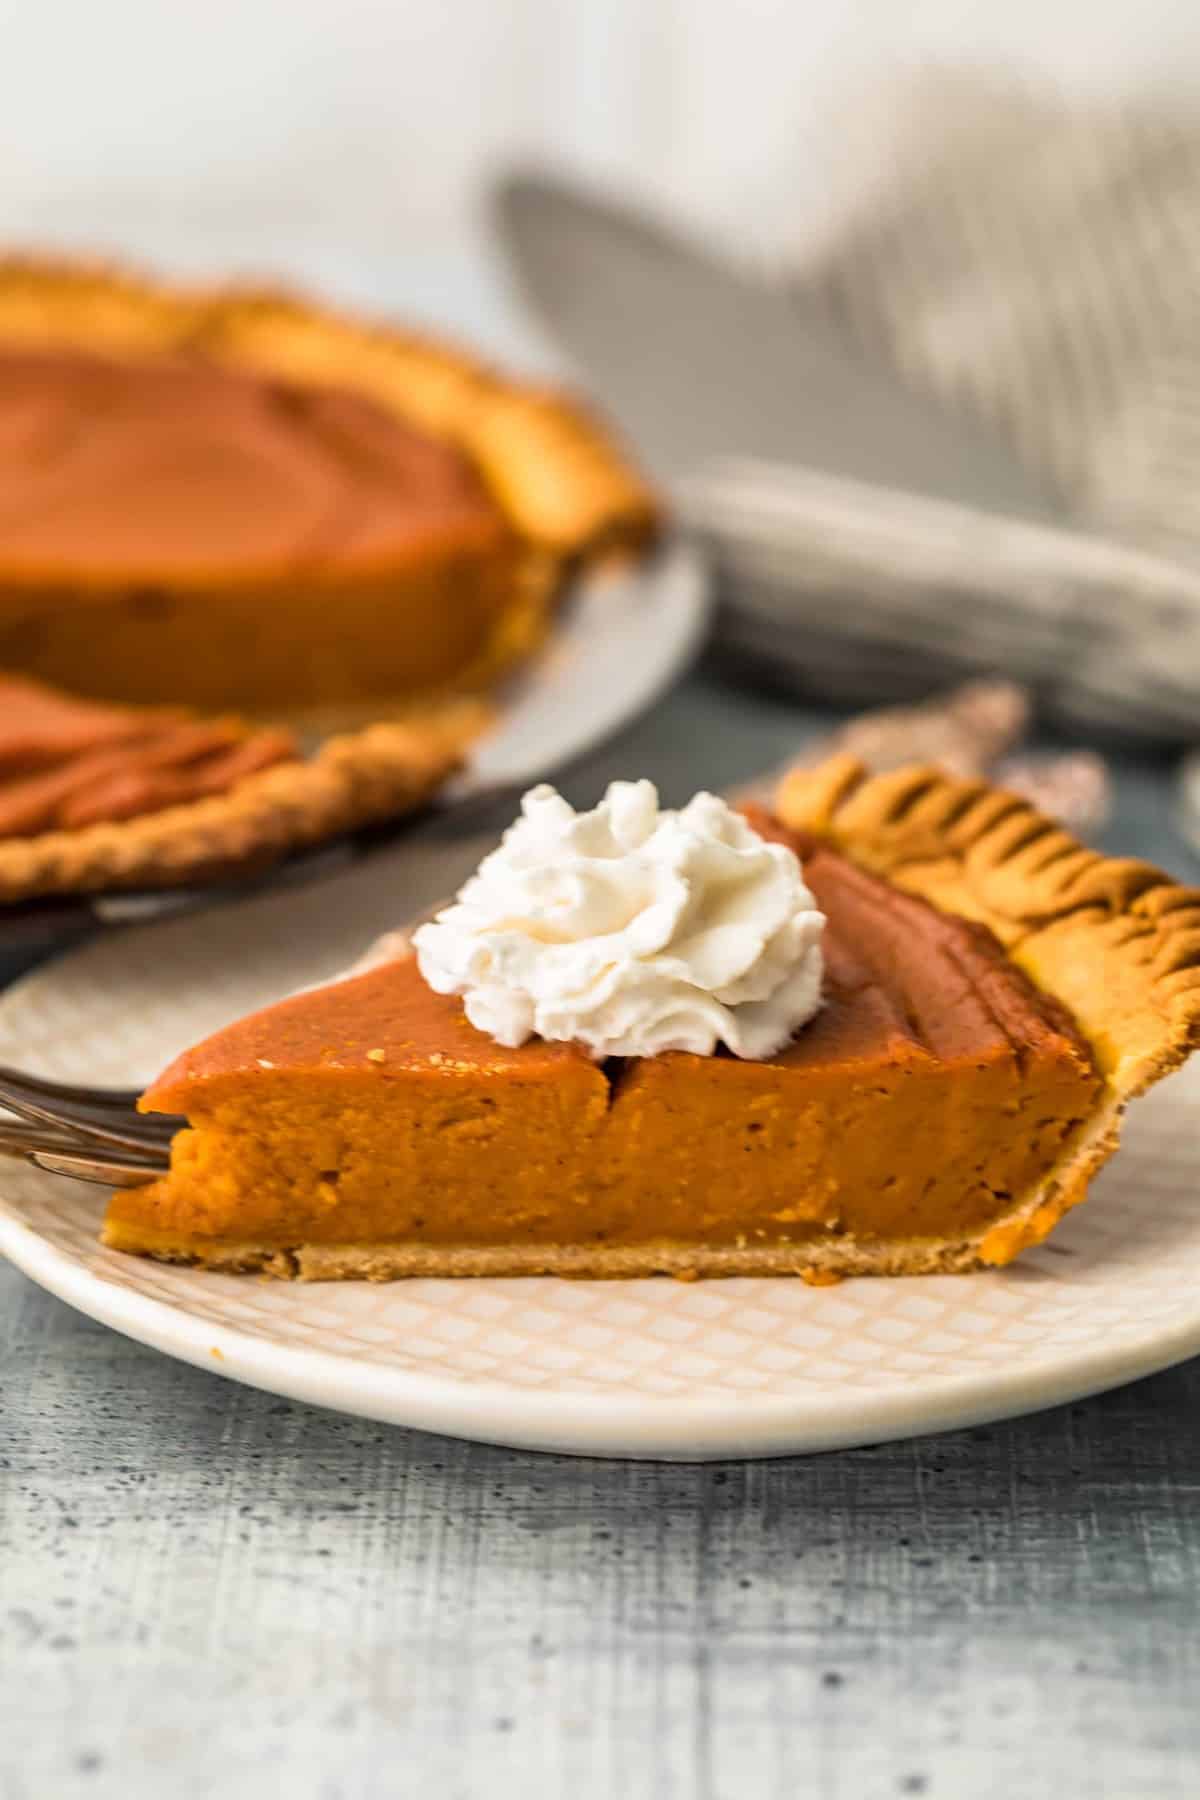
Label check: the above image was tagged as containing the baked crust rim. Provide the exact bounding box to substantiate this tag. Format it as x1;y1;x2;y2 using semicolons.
0;718;463;901
772;754;1200;1268
775;754;1200;1090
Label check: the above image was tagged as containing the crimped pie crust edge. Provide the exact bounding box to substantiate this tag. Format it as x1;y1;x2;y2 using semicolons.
0;720;462;901
775;753;1200;1096
770;754;1200;1269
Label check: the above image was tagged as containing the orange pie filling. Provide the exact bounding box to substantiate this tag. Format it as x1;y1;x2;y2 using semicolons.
105;821;1107;1279
0;347;534;712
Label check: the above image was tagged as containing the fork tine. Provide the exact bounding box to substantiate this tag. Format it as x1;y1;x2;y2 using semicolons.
0;1065;146;1110
0;1118;168;1161
0;1120;88;1153
0;1084;180;1156
28;1147;163;1188
0;1067;178;1137
0;1069;180;1147
0;1121;166;1185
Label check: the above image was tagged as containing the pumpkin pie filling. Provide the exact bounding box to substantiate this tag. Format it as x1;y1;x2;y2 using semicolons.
104;815;1106;1277
0;346;527;712
0;253;657;728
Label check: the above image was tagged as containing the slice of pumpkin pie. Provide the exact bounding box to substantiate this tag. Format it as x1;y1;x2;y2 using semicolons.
103;760;1200;1279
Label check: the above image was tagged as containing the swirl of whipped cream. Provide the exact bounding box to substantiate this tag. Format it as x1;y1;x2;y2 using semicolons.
412;780;826;1060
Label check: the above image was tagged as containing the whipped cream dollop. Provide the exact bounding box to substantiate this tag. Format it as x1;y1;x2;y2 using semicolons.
412;780;826;1060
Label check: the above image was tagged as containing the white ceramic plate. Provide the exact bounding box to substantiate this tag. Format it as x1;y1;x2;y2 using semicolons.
3;849;1200;1460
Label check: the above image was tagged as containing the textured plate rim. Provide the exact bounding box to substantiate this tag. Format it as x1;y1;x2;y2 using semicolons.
5;1196;1200;1462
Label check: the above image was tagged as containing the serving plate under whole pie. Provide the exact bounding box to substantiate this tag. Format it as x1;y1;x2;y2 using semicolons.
2;827;1199;1462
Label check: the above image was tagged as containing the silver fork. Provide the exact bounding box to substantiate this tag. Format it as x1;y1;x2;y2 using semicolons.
0;1066;176;1187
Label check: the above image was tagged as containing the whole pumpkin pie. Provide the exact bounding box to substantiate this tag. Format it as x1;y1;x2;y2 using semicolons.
103;759;1200;1279
0;255;657;714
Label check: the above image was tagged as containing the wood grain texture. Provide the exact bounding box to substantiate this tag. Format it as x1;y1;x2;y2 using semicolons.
3;678;1200;1800
5;1264;1200;1800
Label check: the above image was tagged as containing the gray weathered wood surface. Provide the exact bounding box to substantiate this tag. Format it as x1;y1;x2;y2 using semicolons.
4;673;1200;1800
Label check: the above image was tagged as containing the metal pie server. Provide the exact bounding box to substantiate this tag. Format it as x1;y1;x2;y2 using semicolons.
493;172;1200;745
493;171;1064;520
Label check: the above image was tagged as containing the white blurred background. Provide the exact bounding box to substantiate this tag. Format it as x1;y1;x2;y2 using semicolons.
1;0;1198;359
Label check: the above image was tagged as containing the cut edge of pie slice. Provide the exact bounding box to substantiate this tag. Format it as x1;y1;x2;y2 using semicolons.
102;756;1200;1280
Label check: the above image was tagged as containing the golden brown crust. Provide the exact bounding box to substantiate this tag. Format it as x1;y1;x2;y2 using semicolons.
0;718;463;901
776;755;1200;1091
775;754;1200;1267
98;1217;1038;1281
0;252;206;352
0;253;659;557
